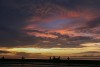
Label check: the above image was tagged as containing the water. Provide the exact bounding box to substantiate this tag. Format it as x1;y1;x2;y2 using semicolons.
0;63;99;67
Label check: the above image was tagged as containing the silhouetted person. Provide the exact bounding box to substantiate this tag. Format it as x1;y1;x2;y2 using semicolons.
58;56;61;60
52;56;61;64
1;56;5;59
67;57;70;65
49;56;52;60
21;56;25;60
21;56;25;65
67;57;70;61
53;56;55;60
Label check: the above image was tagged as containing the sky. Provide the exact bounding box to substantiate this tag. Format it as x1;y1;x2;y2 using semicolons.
0;0;100;59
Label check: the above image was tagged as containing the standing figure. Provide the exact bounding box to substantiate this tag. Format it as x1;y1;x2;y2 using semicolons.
67;57;70;65
21;56;25;60
67;57;70;61
49;56;52;60
1;56;5;59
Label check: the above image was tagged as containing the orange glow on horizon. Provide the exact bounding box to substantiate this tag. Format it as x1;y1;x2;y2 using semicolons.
2;42;98;57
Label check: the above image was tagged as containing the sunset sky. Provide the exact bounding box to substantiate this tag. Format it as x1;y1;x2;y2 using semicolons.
0;0;100;59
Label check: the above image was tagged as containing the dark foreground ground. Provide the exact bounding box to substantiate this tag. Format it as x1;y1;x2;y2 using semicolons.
0;59;100;67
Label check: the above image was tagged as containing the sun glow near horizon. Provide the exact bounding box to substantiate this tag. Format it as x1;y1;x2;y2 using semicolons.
4;42;99;57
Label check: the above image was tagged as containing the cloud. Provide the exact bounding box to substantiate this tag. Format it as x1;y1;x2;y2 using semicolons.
75;17;100;36
0;0;100;48
14;52;47;59
30;32;99;48
87;17;100;28
15;52;41;57
76;51;100;57
82;51;100;54
0;50;11;54
0;27;99;48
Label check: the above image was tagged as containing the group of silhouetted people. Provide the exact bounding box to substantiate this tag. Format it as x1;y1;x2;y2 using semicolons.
49;56;70;64
50;56;61;60
0;56;70;61
49;56;70;61
0;56;71;65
